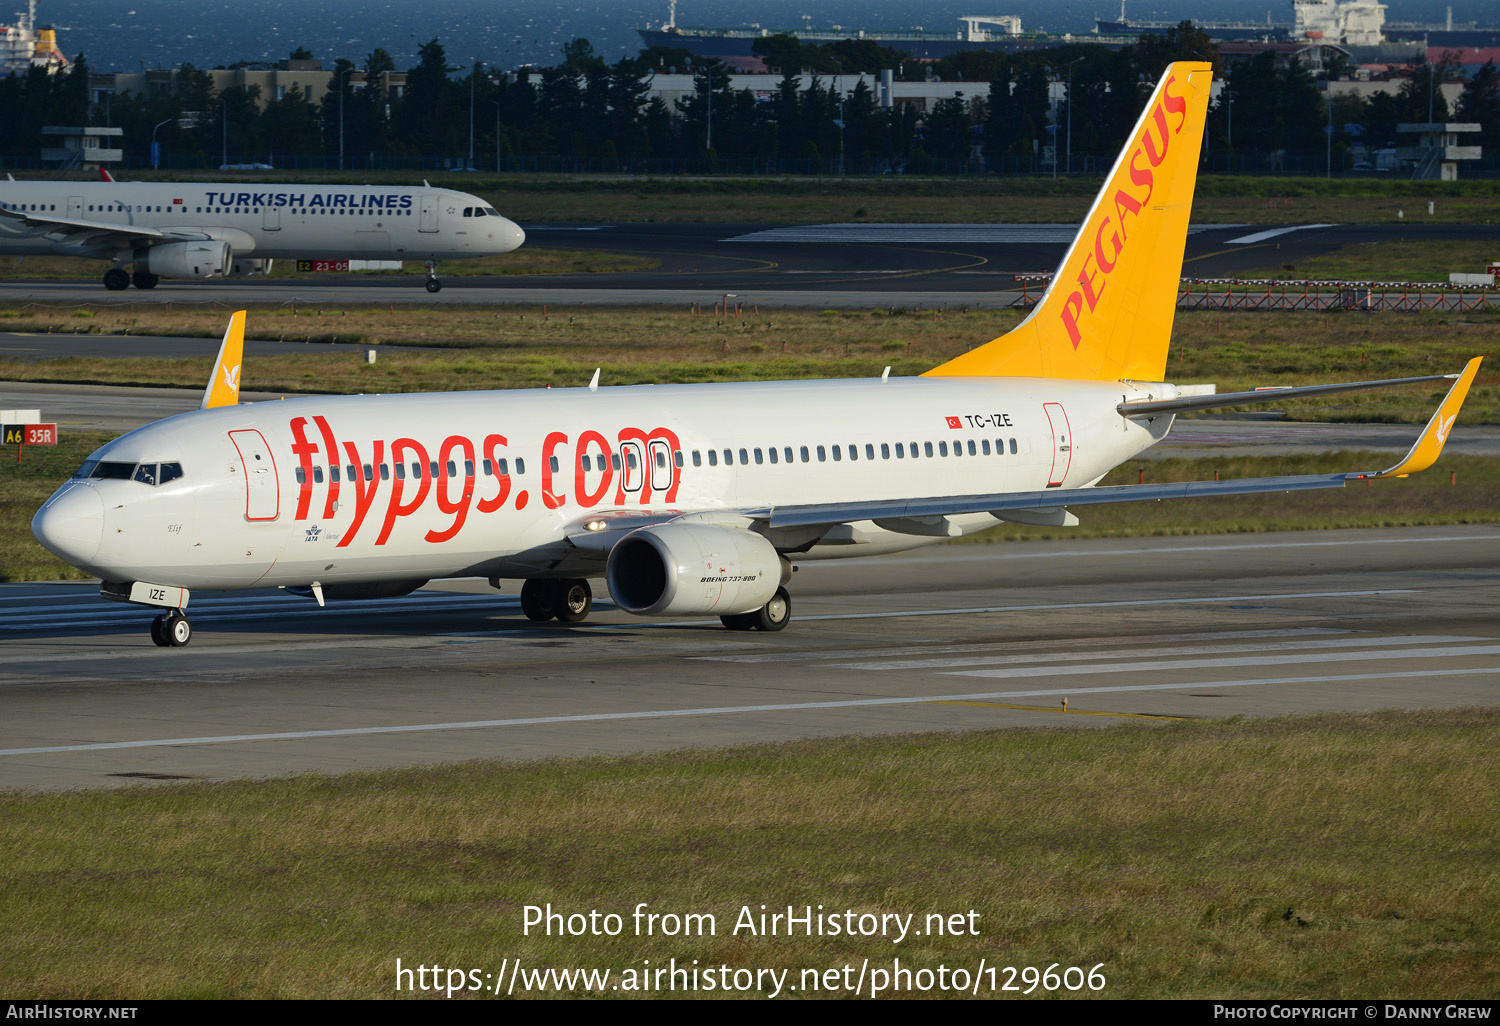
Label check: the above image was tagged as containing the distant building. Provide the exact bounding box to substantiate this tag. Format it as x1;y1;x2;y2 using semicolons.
89;61;407;111
40;125;122;168
1397;122;1482;180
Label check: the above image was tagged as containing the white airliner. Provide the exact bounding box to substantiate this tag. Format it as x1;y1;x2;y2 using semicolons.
32;62;1481;647
0;177;525;291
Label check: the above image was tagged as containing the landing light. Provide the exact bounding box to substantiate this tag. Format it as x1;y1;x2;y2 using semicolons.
585;519;607;532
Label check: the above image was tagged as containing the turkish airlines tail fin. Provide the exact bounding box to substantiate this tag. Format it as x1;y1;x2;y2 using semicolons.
202;310;246;409
925;61;1213;383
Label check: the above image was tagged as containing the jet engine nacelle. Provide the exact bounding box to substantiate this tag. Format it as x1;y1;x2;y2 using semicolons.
230;257;273;277
606;523;781;616
138;241;232;279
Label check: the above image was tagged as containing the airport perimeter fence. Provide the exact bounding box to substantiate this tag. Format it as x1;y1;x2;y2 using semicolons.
1010;274;1500;312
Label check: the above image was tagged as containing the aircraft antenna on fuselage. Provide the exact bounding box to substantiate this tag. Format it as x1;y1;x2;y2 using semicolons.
202;310;246;409
924;61;1213;384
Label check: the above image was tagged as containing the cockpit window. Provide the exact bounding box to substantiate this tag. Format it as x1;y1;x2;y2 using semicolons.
79;460;183;485
484;207;500;216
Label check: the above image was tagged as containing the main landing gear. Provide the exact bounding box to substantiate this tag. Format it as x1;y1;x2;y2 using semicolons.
149;609;193;647
102;267;160;290
720;587;791;632
424;260;442;293
520;579;593;623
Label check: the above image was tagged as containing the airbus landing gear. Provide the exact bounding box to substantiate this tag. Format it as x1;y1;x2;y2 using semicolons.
424;261;442;293
149;609;193;647
103;267;130;291
131;270;160;290
720;587;791;632
520;579;592;623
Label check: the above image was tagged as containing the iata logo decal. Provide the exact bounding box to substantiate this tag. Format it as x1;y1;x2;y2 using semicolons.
1059;72;1190;350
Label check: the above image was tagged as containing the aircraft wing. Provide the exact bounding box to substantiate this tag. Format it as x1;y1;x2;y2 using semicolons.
765;357;1482;532
0;206;210;249
1119;371;1461;417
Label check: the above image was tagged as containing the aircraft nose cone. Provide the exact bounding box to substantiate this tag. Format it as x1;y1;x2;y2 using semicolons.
500;218;525;252
32;484;103;566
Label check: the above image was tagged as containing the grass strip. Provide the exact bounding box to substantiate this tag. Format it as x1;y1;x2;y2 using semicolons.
0;247;656;282
2;307;1495;423
1;709;1496;998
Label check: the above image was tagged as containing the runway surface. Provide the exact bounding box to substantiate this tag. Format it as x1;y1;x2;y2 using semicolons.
2;221;1486;309
2;525;1497;791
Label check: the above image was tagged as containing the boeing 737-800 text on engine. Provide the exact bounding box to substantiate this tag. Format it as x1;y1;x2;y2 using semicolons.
0;178;524;291
32;63;1481;646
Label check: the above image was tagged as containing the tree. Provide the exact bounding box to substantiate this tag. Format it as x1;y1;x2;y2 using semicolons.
398;39;461;155
1456;60;1500;148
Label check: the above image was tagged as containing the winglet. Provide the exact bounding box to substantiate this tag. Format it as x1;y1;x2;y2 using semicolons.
202;311;246;409
1358;357;1481;480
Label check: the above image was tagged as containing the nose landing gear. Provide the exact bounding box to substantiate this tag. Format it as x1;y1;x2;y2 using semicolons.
424;260;442;292
150;609;193;647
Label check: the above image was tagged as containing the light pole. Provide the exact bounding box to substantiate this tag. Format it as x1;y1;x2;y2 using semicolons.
337;64;353;171
705;63;712;155
468;61;478;169
1326;83;1333;178
493;99;502;172
151;117;170;170
830;58;845;174
1065;56;1083;175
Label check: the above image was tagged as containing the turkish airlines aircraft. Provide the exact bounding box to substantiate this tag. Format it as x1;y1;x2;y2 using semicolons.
32;62;1482;647
0;178;524;291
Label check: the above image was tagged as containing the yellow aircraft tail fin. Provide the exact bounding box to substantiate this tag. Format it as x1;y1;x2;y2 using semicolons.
924;61;1213;383
202;310;246;409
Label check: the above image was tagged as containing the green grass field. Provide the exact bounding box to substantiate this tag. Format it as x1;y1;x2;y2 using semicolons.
2;709;1496;998
1;305;1495;422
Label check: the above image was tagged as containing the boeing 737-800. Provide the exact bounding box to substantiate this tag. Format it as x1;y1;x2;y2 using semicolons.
0;178;525;291
31;63;1481;646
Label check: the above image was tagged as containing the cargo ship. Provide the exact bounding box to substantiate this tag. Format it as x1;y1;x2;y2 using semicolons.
637;1;1073;60
1;0;68;75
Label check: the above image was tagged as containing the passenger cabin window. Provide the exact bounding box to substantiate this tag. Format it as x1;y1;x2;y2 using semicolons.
692;450;702;467
708;450;718;467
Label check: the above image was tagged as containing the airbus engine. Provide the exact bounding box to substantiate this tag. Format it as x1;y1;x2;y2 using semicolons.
138;241;232;279
606;523;781;616
230;258;273;277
